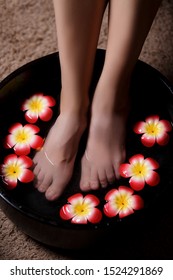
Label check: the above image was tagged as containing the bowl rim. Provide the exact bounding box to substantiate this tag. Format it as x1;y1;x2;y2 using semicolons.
0;50;173;230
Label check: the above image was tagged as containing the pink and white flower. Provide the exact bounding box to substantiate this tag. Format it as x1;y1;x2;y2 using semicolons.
104;186;144;219
21;93;56;123
133;115;172;147
1;154;34;189
60;193;102;224
119;154;160;191
4;123;44;155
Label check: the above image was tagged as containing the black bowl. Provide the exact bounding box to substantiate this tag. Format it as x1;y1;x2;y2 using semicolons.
1;50;173;249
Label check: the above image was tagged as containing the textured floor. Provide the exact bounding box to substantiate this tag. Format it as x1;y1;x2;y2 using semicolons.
0;0;173;260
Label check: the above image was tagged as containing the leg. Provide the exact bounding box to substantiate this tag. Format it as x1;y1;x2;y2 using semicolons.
33;0;107;201
80;0;162;191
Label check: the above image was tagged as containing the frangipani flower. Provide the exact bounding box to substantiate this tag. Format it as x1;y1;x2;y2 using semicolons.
119;154;160;191
104;186;144;219
60;193;102;224
4;123;44;156
133;115;172;147
21;93;56;123
1;154;34;189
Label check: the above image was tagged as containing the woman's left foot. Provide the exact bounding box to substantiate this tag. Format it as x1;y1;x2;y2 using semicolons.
80;86;128;191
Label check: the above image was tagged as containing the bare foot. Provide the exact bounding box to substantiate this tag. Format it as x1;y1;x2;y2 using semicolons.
33;112;87;201
80;86;128;191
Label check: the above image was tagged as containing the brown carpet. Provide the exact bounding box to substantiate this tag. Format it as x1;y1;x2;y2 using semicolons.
0;0;173;260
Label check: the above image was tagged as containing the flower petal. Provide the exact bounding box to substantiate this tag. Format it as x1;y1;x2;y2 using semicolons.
156;132;170;146
4;154;17;164
83;194;100;207
30;135;44;150
18;169;34;183
129;195;144;210
67;193;84;205
14;143;30;156
17;155;33;168
3;178;17;189
87;208;102;223
141;134;155;147
105;188;119;201
59;204;74;220
129;176;145;191
119;163;132;178
104;201;119;217
145;170;160;186
8;123;22;134
159;120;172;132
4;135;15;149
133;121;146;134
119;207;134;218
144;157;159;169
129;154;144;164
39;107;53;122
71;215;88;224
25;111;38;123
118;186;134;196
44;96;56;106
145;115;159;123
24;124;40;134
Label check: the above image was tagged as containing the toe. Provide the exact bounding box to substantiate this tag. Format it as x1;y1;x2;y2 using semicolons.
98;167;108;188
33;151;40;164
38;175;52;193
35;171;45;189
33;164;40;176
45;182;63;201
114;161;121;179
90;167;99;190
80;181;90;192
106;165;116;184
80;156;91;191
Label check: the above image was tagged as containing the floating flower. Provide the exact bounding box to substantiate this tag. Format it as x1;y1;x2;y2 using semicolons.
133;115;172;147
119;154;160;191
21;93;56;123
104;186;144;219
4;123;44;155
0;154;34;189
60;193;102;224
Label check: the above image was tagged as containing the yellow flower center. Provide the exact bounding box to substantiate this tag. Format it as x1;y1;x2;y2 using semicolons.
4;163;22;180
73;201;91;217
131;162;148;177
28;98;44;114
114;194;130;211
145;122;160;136
14;129;31;144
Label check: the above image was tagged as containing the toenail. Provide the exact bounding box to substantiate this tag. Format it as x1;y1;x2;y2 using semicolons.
100;180;108;188
82;182;90;190
46;189;57;200
101;183;108;188
108;178;116;184
38;187;45;192
45;192;53;200
91;182;99;189
100;179;107;187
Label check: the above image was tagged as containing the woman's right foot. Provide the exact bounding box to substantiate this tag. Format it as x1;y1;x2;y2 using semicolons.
33;110;87;201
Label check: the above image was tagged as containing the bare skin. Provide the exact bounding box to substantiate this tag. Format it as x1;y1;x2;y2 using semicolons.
80;0;162;191
34;0;162;200
34;112;86;200
33;0;107;200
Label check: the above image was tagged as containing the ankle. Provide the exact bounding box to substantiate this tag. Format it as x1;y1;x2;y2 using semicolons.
60;89;89;115
56;109;88;132
92;79;130;117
